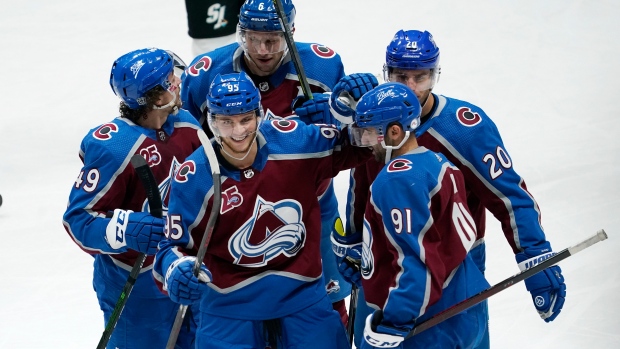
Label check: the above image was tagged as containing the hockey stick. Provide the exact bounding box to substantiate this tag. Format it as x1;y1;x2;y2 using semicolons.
402;230;608;339
96;154;163;349
347;284;359;345
272;0;313;100
165;130;222;349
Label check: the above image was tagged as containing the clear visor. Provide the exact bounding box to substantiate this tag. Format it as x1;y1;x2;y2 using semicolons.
237;27;287;55
348;125;383;147
152;73;180;110
383;67;439;93
208;110;263;139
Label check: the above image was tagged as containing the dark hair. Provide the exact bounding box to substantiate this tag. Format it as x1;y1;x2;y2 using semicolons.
118;85;166;123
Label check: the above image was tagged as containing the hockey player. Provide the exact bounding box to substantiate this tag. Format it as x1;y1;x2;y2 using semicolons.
340;82;490;348
62;48;202;349
184;0;244;57
332;30;567;347
153;72;371;348
180;0;362;322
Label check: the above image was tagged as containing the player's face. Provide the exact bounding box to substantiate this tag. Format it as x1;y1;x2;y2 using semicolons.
349;126;386;162
241;30;286;76
152;73;182;112
214;111;259;154
389;68;433;103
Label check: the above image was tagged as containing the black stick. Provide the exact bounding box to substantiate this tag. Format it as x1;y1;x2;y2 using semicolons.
96;154;163;349
404;230;608;339
272;0;313;100
165;131;222;348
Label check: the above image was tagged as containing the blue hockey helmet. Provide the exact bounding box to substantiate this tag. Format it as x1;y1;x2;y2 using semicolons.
350;82;421;157
206;72;264;138
109;48;174;109
238;0;296;32
383;30;441;90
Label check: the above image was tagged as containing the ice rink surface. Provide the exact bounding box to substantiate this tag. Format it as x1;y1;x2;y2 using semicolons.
0;0;618;348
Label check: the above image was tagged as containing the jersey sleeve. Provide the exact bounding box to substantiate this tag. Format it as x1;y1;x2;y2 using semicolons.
431;100;549;253
62;128;142;255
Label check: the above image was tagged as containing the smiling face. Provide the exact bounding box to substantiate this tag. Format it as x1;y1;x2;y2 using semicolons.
212;110;259;157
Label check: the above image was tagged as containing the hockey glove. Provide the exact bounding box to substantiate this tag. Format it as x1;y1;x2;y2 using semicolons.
105;209;165;255
516;249;566;322
329;73;379;125
362;310;407;349
292;93;338;126
332;231;363;287
164;256;212;305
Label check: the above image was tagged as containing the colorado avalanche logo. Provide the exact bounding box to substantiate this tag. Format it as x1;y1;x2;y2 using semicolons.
387;159;412;172
456;107;482;127
93;123;118;140
174;160;196;183
228;196;306;267
360;221;375;280
326;279;341;294
187;56;213;76
310;44;336;59
271;119;298;133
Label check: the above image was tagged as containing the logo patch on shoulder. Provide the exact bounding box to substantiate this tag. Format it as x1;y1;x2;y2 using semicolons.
187;56;213;76
456;107;482;127
310;44;336;59
387;159;412;172
93;123;118;140
271;119;298;132
174;160;196;183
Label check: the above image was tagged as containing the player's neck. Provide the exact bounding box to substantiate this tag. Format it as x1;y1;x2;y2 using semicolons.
138;110;168;129
421;93;435;118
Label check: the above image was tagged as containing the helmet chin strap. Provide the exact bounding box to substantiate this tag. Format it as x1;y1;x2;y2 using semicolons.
381;131;411;164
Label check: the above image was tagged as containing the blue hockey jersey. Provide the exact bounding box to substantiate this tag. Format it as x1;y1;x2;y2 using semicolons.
153;120;371;319
62;110;202;296
348;94;551;270
361;147;489;329
181;42;345;122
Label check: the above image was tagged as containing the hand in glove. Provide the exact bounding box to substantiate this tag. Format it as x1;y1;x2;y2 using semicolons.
105;209;165;255
331;231;363;287
292;93;338;126
164;256;212;305
362;310;408;349
329;73;379;124
516;248;567;322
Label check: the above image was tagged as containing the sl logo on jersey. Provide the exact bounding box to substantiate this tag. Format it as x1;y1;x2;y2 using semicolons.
187;56;213;77
221;186;243;214
228;195;306;267
139;144;162;166
387;158;412;173
92;123;118;140
206;3;228;30
310;44;336;59
456;107;482;127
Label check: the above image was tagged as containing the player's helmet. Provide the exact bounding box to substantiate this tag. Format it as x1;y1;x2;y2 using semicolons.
349;82;421;148
383;30;441;90
236;0;295;56
110;48;174;109
206;72;264;138
238;0;296;32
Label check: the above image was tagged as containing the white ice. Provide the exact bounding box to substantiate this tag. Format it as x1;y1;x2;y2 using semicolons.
0;0;618;348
